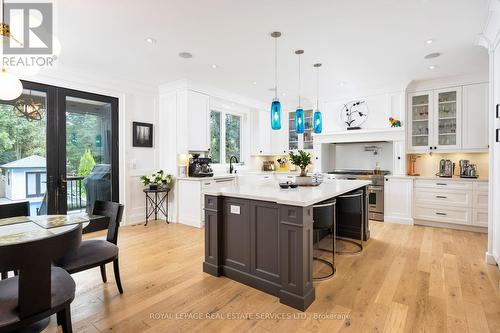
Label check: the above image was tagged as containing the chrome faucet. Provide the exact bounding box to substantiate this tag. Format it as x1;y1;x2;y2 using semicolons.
229;156;239;174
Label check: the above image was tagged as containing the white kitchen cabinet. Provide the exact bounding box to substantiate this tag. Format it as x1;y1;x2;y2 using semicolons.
462;83;489;150
251;110;271;155
384;176;413;224
433;87;462;150
270;113;289;155
408;91;433;152
392;140;406;175
177;176;236;228
408;84;488;152
413;178;487;229
187;91;210;151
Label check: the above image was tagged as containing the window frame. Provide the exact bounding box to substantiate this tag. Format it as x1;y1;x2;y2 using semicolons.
209;109;244;166
25;171;46;198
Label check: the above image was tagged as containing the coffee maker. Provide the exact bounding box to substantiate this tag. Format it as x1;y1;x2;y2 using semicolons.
437;159;454;178
188;154;214;177
459;160;478;178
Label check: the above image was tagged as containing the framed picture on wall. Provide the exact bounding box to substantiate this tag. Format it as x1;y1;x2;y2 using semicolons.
132;122;153;147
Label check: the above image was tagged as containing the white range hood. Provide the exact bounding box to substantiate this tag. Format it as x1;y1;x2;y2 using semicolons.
313;128;405;144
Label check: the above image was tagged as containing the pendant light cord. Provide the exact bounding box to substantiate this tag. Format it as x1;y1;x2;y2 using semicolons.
298;53;301;107
316;66;320;110
274;37;278;99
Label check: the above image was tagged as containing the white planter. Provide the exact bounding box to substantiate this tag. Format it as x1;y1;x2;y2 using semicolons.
295;176;312;186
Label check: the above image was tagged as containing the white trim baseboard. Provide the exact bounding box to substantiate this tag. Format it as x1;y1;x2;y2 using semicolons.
414;219;488;233
485;251;498;266
383;216;414;225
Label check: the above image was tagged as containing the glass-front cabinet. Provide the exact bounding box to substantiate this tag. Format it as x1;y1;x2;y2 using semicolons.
409;92;431;151
288;109;313;151
408;87;462;152
433;88;461;150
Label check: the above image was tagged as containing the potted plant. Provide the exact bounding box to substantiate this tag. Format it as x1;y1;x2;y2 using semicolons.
140;170;174;190
289;150;312;185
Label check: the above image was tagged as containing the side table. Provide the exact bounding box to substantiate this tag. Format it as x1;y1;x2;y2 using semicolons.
143;188;170;226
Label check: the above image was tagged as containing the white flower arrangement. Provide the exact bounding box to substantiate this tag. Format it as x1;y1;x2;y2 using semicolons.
140;170;174;188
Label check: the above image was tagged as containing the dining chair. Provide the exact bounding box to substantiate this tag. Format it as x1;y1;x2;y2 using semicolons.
56;201;125;294
0;201;30;219
0;224;82;333
0;201;30;280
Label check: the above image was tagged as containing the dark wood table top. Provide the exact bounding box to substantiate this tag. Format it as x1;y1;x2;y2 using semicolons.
0;213;104;246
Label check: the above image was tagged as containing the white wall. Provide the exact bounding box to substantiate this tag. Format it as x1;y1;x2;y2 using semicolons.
23;66;158;225
329;142;394;172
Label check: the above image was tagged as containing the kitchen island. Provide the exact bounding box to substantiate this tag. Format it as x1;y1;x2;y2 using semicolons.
202;179;370;311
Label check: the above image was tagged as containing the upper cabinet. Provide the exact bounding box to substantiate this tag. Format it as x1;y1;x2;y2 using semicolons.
407;83;488;152
288;109;313;151
187;91;210;151
433;87;462;150
462;83;489;150
251;110;288;156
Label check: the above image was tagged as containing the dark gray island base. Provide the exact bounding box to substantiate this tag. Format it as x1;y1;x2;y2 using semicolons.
202;182;369;311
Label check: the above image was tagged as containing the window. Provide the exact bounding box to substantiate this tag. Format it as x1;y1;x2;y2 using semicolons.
210;111;242;164
25;171;46;198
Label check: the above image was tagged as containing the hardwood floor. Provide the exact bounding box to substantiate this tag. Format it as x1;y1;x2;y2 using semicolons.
44;220;500;333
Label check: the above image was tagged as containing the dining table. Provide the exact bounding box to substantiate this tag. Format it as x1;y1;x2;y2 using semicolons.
0;213;106;246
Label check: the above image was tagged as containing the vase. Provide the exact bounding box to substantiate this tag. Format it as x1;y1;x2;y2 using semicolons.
149;183;158;190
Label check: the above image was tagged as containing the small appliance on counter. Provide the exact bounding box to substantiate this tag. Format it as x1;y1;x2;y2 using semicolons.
262;161;275;171
459;160;479;178
436;159;454;178
188;154;214;177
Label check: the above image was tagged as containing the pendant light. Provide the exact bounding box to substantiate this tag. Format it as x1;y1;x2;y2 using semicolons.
0;68;23;101
294;50;305;134
0;0;23;101
270;31;282;130
313;63;323;133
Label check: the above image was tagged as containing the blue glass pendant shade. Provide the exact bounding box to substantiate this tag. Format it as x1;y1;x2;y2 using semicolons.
313;110;322;133
270;99;281;130
295;108;305;134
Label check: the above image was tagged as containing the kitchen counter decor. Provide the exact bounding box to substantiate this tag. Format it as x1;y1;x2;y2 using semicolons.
289;150;312;185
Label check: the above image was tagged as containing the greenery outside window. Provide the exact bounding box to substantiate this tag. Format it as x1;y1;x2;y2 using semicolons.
209;110;242;164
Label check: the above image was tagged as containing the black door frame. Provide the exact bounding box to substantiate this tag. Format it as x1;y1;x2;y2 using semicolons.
21;80;119;214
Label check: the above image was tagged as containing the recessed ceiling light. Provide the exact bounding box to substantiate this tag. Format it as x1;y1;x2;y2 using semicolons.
425;39;434;45
424;52;441;59
145;37;156;44
211;64;218;69
428;65;438;70
178;52;193;59
252;81;257;85
282;92;286;96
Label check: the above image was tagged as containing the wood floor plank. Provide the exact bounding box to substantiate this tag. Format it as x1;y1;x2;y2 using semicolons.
37;220;499;333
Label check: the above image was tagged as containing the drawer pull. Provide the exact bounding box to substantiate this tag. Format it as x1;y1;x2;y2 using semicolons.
436;196;447;199
436;212;447;216
436;183;447;186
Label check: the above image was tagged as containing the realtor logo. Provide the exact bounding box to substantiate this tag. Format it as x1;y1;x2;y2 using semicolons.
3;3;53;54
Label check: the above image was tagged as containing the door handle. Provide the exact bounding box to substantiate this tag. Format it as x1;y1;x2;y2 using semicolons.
436;196;447;199
435;212;447;216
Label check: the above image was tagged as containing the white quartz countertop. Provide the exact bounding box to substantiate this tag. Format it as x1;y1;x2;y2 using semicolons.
385;175;488;182
177;174;236;181
204;179;371;207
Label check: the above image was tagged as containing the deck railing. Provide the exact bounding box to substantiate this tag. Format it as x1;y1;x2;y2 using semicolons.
67;176;86;212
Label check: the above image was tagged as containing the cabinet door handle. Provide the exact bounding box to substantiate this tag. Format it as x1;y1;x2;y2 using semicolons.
436;212;447;216
436;183;447;186
436;195;447;199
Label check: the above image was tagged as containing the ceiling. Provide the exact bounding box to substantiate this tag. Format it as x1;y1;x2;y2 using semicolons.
54;0;490;105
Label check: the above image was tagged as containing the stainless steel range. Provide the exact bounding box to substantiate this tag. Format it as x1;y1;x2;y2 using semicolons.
327;169;390;221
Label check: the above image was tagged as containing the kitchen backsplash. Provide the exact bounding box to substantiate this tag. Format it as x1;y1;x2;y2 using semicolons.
407;152;489;178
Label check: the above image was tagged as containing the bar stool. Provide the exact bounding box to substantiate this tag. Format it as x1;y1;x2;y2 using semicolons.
312;199;336;281
336;189;364;255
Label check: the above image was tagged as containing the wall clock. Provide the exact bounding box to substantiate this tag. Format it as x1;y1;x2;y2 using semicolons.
340;100;369;130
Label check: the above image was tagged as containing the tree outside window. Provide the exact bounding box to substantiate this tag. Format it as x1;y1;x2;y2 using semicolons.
209;110;241;164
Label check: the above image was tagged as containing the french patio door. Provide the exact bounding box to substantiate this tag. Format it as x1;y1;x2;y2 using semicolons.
0;81;118;216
